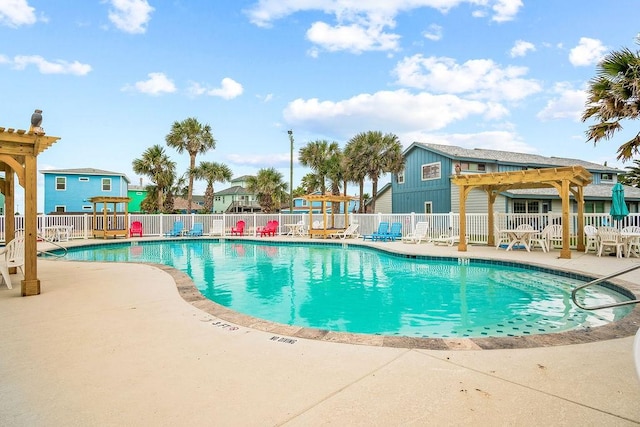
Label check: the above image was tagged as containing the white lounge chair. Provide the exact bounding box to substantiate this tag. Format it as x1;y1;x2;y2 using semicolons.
0;238;25;290
402;222;430;244
330;223;359;239
433;233;467;246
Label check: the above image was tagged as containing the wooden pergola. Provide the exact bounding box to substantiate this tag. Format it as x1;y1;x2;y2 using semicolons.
452;166;593;259
89;196;131;239
303;194;354;238
0;122;60;296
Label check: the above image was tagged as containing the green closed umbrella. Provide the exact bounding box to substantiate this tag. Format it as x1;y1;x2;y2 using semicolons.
610;182;629;221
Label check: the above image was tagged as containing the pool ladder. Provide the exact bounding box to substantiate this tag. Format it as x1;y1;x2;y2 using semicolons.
37;235;68;258
571;264;640;310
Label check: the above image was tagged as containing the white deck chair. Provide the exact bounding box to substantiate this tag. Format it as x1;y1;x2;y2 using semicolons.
0;238;25;290
402;222;430;244
597;226;624;258
584;225;599;254
330;223;360;239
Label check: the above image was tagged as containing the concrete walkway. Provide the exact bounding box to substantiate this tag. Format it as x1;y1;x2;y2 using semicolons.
1;240;640;426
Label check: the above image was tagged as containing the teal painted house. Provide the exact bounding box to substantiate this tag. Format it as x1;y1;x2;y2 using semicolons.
392;142;640;214
41;168;130;214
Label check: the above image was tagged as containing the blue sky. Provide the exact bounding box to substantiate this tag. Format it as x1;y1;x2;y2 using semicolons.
1;0;639;212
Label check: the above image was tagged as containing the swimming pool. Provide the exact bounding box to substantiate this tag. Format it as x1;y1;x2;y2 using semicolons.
58;240;633;339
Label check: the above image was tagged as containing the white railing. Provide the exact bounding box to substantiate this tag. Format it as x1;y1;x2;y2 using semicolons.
2;212;638;248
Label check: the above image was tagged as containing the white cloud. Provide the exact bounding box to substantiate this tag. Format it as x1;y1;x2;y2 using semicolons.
537;83;587;121
126;72;176;95
0;0;37;27
422;24;443;41
283;89;500;137
491;0;523;23
306;20;400;53
393;54;542;101
245;1;523;53
107;0;154;34
11;55;92;75
569;37;607;66
509;40;535;57
188;78;244;100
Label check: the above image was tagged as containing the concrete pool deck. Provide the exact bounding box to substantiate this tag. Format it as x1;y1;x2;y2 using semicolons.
1;238;640;425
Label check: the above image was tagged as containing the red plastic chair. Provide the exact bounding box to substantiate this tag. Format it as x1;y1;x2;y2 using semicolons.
129;221;143;237
231;220;245;236
260;220;278;237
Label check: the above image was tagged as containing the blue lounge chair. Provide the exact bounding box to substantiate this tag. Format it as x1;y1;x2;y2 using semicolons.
384;222;403;241
362;222;389;241
164;221;184;237
187;222;203;237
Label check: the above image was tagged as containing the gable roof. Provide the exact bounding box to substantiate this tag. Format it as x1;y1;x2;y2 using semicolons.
216;185;255;196
409;142;620;173
40;168;131;183
507;183;640;200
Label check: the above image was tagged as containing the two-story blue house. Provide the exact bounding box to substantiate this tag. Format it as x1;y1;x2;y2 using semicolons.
392;142;640;215
41;168;130;214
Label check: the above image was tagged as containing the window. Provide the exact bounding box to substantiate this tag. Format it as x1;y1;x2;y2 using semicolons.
601;173;614;182
55;205;66;213
585;201;605;213
102;178;111;191
397;170;405;184
459;162;486;172
513;200;540;214
79;177;89;182
82;205;92;211
136;192;142;195
214;196;221;201
424;201;433;214
421;162;441;181
55;177;66;190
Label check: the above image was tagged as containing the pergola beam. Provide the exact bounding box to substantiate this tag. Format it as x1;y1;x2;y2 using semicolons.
452;166;592;259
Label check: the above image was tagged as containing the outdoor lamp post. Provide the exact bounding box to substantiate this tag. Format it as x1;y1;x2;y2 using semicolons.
288;130;294;214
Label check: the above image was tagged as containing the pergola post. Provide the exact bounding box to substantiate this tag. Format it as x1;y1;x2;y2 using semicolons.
0;121;60;297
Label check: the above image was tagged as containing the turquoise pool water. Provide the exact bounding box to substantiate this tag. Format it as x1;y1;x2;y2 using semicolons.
59;240;633;338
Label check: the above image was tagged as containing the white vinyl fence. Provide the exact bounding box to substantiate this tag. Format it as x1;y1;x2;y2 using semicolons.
2;212;636;249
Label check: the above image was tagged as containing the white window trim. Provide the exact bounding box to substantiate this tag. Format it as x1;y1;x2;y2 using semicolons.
54;205;66;212
424;201;433;214
421;162;441;181
82;205;92;210
79;177;89;182
397;170;405;184
55;177;66;191
102;178;112;192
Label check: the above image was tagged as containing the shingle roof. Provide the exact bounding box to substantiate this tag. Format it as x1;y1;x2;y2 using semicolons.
216;185;255;196
412;142;620;173
507;183;640;200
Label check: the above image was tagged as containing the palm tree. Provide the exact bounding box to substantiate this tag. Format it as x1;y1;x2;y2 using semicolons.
165;117;216;211
582;36;640;161
299;173;323;194
619;159;640;187
132;144;176;212
344;133;369;213
298;140;340;194
246;168;288;213
191;161;233;212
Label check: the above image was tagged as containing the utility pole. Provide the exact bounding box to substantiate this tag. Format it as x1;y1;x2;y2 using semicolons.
288;130;294;214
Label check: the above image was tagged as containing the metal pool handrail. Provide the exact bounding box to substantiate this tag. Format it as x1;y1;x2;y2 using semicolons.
571;264;640;310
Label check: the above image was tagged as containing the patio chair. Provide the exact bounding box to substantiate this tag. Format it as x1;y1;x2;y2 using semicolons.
208;220;225;236
362;222;389;241
433;233;467;246
0;238;24;290
402;222;430;244
545;225;563;250
330;223;360;239
584;225;598;254
129;221;143;238
529;225;553;253
187;222;204;237
622;225;640;257
384;222;403;241
230;220;245;236
259;220;279;237
164;221;184;237
597;226;624;258
494;225;510;249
